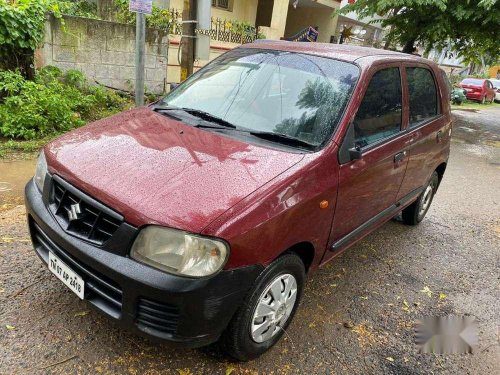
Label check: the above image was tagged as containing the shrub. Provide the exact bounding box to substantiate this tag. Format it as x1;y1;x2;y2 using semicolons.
113;0;178;30
58;0;99;19
0;67;131;140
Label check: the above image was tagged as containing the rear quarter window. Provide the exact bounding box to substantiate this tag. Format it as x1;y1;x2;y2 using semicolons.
406;67;439;127
440;69;451;99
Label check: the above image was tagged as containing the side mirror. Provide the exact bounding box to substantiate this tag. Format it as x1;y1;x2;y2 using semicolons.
170;83;179;91
338;122;363;164
348;145;363;160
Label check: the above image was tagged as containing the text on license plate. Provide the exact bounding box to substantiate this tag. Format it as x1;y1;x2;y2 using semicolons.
49;252;85;299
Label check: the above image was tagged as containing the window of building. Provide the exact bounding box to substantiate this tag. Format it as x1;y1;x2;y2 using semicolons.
354;68;402;148
212;0;231;10
407;67;439;126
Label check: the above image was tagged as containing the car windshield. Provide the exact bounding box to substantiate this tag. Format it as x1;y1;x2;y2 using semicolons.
461;78;484;86
159;48;359;148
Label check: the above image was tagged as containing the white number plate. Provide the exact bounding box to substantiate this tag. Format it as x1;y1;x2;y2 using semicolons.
49;252;85;299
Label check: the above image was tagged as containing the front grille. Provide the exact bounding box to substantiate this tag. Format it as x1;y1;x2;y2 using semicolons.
136;298;179;335
31;220;123;319
51;177;122;245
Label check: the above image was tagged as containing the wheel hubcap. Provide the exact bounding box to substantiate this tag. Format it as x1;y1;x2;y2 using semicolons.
250;274;297;343
418;184;433;217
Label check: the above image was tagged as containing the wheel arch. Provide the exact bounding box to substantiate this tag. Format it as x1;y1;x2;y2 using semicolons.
280;241;316;273
435;162;447;186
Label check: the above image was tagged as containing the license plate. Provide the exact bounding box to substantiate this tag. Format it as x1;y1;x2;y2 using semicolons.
49;252;85;299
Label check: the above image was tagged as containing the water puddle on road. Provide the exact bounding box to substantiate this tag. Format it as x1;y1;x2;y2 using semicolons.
0;159;35;209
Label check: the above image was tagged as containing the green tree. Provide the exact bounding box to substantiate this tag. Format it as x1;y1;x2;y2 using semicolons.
338;0;500;65
0;0;48;79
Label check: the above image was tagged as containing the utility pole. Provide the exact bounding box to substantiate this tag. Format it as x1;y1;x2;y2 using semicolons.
180;0;195;81
130;0;152;107
135;12;146;106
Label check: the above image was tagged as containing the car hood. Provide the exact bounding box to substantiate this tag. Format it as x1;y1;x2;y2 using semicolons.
45;108;304;232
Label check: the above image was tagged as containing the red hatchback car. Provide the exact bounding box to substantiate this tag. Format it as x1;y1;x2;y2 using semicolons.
460;78;496;103
26;42;451;360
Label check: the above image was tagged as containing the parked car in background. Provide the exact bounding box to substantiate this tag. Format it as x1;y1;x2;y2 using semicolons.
489;79;500;102
25;42;452;361
459;78;496;104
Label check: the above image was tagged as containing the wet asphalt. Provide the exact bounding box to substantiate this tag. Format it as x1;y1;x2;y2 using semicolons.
0;108;499;374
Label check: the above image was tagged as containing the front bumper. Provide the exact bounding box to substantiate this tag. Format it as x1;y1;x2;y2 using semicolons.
25;178;262;347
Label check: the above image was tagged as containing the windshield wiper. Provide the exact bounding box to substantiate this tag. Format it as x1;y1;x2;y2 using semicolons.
248;131;316;149
181;108;237;129
152;105;236;129
151;103;181;111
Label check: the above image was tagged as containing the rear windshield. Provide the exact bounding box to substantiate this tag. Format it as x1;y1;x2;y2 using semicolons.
490;79;500;88
161;48;360;148
461;78;484;86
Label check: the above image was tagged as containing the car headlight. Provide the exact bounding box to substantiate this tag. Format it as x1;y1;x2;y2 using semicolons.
130;226;229;277
34;151;48;192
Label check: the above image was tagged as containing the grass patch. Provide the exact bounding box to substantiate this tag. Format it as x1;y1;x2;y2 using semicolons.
451;100;500;111
0;135;57;160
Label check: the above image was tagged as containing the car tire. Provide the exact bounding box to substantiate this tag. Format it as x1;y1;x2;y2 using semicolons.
220;254;305;361
402;171;439;226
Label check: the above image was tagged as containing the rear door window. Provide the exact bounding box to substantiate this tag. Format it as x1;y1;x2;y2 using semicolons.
354;67;402;148
406;67;439;126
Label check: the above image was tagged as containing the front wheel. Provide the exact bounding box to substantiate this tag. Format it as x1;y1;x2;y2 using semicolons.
220;254;305;361
402;171;439;225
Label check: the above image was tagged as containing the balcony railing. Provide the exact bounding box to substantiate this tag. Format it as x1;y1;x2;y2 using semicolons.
167;10;258;44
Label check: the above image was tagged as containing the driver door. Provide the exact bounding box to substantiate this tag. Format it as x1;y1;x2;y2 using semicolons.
326;64;411;256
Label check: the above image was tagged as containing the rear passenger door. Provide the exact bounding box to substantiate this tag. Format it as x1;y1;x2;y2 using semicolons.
328;65;411;253
397;65;450;201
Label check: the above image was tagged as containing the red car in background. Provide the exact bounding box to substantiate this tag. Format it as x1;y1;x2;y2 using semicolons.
460;78;496;103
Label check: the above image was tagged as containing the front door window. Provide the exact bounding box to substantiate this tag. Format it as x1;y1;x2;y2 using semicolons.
353;68;402;148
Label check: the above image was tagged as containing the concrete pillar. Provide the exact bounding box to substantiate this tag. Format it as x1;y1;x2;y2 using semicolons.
258;0;290;40
270;0;289;38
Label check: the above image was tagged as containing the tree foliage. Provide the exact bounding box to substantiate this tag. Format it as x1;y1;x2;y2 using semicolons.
339;0;500;65
0;0;49;78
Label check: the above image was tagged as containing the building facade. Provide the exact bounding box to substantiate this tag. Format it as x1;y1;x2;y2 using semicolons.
37;0;345;93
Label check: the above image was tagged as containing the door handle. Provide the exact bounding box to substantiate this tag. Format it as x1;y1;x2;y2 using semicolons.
437;130;443;143
394;151;407;164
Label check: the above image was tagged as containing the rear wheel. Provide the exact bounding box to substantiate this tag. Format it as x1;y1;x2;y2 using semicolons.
402;171;439;225
220;254;305;361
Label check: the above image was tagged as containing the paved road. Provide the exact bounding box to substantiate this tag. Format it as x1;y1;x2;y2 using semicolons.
452;106;500;146
0;109;499;374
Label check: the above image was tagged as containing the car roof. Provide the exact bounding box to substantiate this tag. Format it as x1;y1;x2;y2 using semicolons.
243;40;430;65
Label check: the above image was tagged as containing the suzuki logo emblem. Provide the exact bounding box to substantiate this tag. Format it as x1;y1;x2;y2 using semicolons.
68;203;83;221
